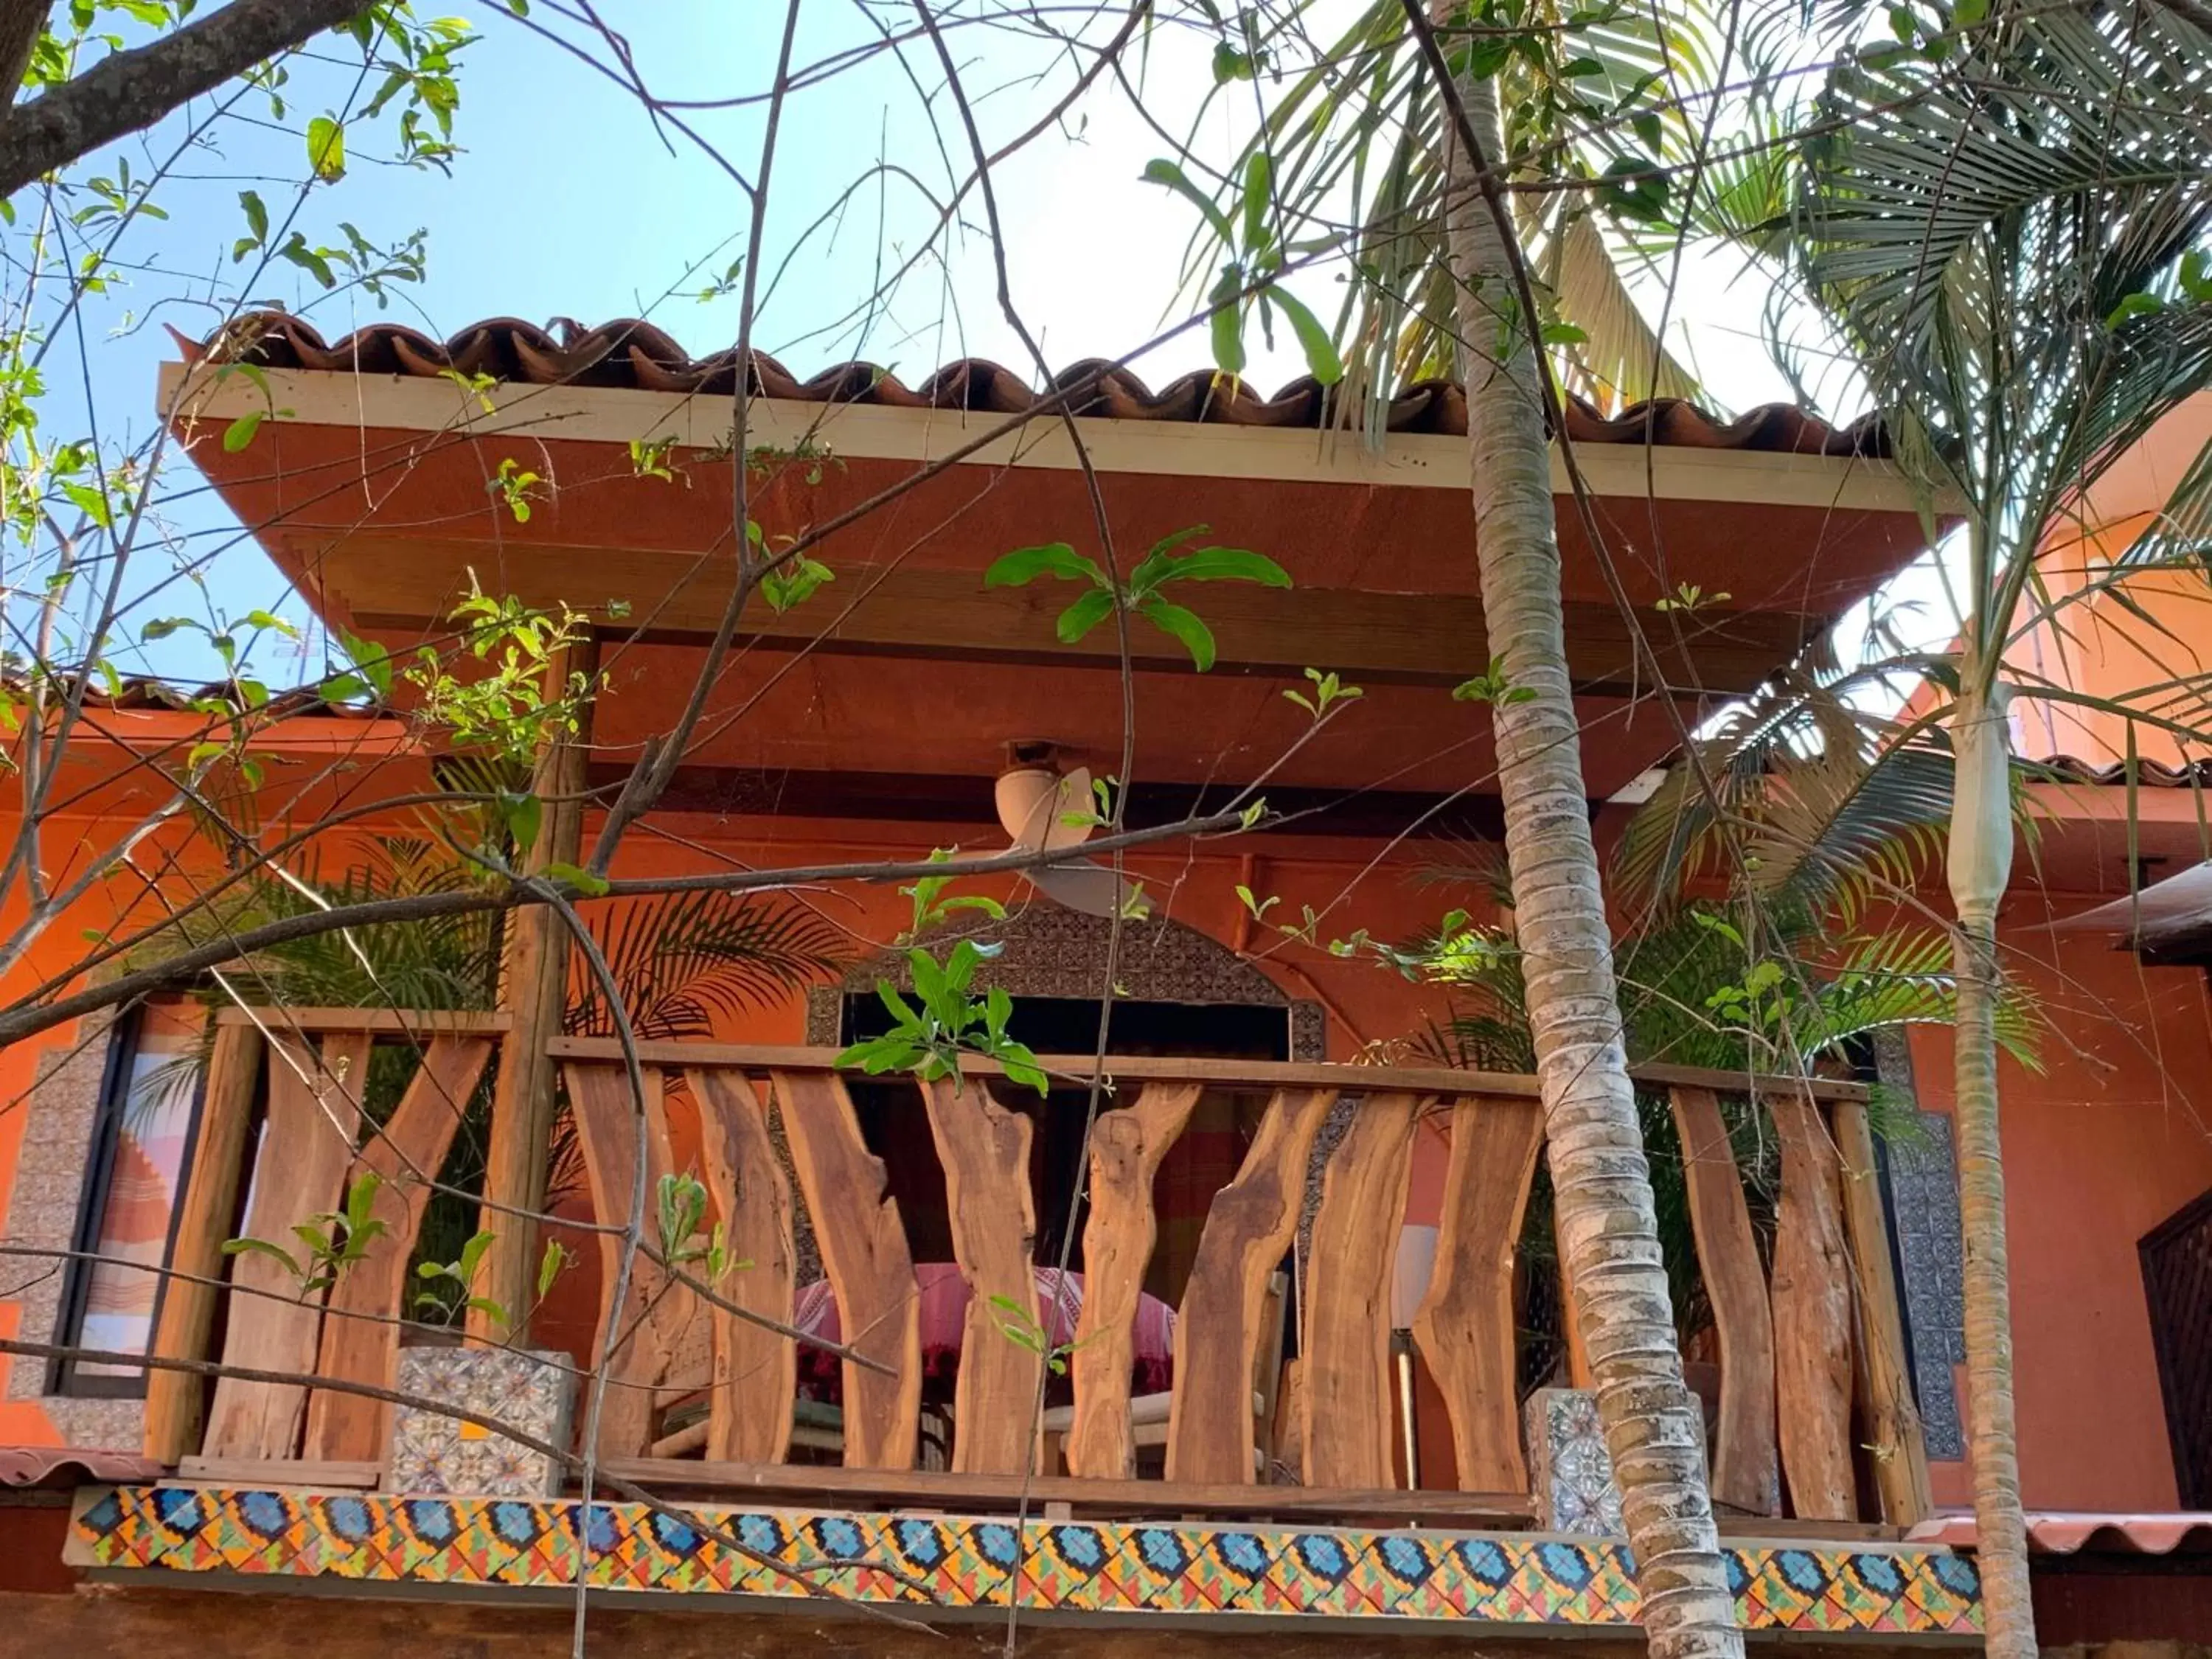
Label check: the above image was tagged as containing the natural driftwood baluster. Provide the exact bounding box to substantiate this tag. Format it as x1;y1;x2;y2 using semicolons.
1066;1082;1202;1478
563;1060;691;1461
1770;1088;1857;1520
305;1035;493;1461
1166;1087;1335;1485
1669;1085;1779;1515
1834;1095;1933;1526
1412;1093;1544;1494
204;1030;372;1461
144;1021;264;1463
689;1067;796;1464
919;1072;1040;1475
1303;1091;1424;1489
773;1068;922;1470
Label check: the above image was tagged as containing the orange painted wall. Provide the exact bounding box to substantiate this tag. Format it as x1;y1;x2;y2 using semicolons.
1905;897;2212;1512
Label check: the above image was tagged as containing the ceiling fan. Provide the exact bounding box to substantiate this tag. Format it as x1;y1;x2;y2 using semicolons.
976;742;1151;920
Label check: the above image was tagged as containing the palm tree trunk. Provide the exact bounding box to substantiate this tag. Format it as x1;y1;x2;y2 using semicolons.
1946;675;2036;1659
1436;63;1743;1659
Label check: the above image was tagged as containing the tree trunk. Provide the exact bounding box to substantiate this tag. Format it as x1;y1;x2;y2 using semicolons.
1947;677;2037;1659
1436;64;1743;1659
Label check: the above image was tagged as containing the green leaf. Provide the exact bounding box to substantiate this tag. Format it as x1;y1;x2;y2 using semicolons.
317;672;368;703
536;1239;566;1300
1952;0;1988;25
2105;291;2164;330
1239;151;1270;256
984;543;1105;588
337;627;392;696
1141;158;1237;250
1265;288;1343;386
1207;265;1246;377
1055;586;1116;644
1150;546;1292;588
139;616;197;643
239;188;268;244
221;1237;302;1278
545;861;609;897
306;116;346;181
1137;597;1217;671
222;409;265;452
501;792;543;851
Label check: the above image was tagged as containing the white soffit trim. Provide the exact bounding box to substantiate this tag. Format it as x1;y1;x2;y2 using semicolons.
157;360;1941;515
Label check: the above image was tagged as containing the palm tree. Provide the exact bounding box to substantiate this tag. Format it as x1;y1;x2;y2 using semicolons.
1790;11;2212;1653
1177;4;1750;1649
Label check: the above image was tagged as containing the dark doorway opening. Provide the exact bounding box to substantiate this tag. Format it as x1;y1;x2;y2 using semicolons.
2141;1186;2212;1506
837;992;1288;1288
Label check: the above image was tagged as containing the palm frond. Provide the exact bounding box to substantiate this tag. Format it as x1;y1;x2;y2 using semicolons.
563;890;846;1041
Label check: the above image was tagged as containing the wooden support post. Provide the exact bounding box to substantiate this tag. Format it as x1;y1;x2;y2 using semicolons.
774;1068;922;1470
470;633;597;1345
1669;1085;1780;1515
919;1074;1042;1475
1834;1096;1934;1526
1548;1144;1596;1391
689;1068;797;1466
305;1036;494;1461
1166;1088;1335;1486
1302;1092;1423;1490
1413;1094;1545;1495
1067;1082;1201;1479
1770;1088;1857;1521
204;1031;372;1461
142;1022;264;1464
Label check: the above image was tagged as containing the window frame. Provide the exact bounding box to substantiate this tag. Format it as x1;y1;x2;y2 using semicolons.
48;1005;209;1399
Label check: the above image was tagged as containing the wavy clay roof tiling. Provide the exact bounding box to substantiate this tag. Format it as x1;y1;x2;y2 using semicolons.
191;314;1891;457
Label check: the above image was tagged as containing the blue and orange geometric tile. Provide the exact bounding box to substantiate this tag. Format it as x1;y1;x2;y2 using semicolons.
67;1485;1982;1638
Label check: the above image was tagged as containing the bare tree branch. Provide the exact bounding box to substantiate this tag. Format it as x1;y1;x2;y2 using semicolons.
0;0;370;197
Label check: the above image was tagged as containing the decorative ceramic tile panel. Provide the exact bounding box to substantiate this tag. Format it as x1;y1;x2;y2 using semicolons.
69;1485;1983;1638
1525;1388;1625;1536
385;1348;572;1498
1874;1029;1966;1461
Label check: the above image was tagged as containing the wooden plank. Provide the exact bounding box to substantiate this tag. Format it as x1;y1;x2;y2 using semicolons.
470;633;594;1343
303;1037;494;1461
688;1068;797;1466
1770;1090;1857;1521
598;1457;1531;1525
171;1457;380;1489
144;1023;264;1464
546;1039;1871;1103
1833;1097;1934;1527
1166;1087;1335;1485
919;1074;1041;1475
1669;1085;1779;1516
215;1007;511;1034
203;1031;372;1461
1412;1095;1545;1494
1301;1092;1423;1489
1067;1082;1201;1478
333;538;1815;697
563;1060;691;1460
772;1068;922;1470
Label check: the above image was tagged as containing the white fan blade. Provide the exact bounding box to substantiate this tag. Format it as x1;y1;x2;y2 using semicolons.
1029;858;1150;919
995;765;1093;852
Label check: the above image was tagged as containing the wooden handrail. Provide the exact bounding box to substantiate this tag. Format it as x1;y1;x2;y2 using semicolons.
545;1037;1870;1102
215;1006;512;1034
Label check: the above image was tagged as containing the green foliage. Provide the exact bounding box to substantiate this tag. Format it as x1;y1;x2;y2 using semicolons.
226;1170;387;1296
1141;155;1342;386
984;526;1290;672
835;939;1048;1094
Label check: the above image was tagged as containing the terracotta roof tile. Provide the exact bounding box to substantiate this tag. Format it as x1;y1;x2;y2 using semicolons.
1910;1512;2212;1555
0;1447;164;1489
191;313;1890;457
2028;755;2212;789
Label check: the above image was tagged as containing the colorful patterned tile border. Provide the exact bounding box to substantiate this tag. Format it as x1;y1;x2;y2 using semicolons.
67;1486;1983;1638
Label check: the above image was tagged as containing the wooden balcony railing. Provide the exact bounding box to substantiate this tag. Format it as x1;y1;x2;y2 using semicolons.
144;1016;1930;1532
